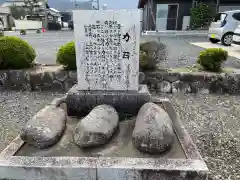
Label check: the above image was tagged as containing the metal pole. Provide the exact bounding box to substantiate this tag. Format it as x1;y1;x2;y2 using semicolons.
216;0;220;13
43;0;48;29
97;0;100;10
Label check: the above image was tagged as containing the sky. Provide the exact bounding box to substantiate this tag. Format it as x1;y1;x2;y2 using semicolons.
97;0;138;9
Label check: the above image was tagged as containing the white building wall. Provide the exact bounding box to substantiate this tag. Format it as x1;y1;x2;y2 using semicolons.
14;20;42;30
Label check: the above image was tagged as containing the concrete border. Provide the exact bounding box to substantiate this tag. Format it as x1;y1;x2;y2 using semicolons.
0;99;208;180
142;30;208;36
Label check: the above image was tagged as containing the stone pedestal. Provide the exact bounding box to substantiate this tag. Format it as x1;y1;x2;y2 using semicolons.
66;84;151;116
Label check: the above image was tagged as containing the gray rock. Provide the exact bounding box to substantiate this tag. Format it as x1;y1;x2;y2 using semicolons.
132;102;174;154
139;72;145;84
172;80;191;93
157;81;172;93
73;105;119;147
20;106;66;149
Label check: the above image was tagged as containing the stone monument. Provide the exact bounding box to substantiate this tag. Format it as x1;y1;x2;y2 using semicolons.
67;9;151;116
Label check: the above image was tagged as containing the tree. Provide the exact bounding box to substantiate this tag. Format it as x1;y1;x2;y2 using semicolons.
23;0;40;16
190;3;215;30
9;3;27;20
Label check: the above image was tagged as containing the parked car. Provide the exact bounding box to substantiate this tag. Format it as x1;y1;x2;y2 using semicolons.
208;10;240;46
233;25;240;45
68;20;74;30
0;18;4;36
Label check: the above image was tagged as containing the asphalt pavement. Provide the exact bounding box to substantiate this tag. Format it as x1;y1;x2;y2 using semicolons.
4;30;240;68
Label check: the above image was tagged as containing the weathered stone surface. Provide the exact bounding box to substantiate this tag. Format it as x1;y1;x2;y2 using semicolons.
140;40;166;71
20;106;66;149
139;72;145;84
132;102;174;154
8;70;31;90
73;105;119;147
74;10;140;91
157;81;171;93
0;71;8;86
66;84;151;116
172;80;191;93
162;72;180;82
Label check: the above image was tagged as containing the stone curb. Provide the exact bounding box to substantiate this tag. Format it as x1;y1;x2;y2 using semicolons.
1;67;240;94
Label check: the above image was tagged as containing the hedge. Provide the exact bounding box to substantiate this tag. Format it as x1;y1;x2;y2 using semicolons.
0;36;36;69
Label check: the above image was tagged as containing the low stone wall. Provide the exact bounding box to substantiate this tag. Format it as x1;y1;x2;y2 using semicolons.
0;66;77;92
144;71;240;94
1;66;240;94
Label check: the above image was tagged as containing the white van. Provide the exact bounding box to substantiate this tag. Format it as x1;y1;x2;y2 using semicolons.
208;10;240;46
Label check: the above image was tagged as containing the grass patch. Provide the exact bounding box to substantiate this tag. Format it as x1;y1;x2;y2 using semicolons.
169;64;235;73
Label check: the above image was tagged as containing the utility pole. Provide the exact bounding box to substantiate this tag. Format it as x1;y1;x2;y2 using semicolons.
43;0;48;29
97;0;100;10
74;0;77;8
216;0;220;13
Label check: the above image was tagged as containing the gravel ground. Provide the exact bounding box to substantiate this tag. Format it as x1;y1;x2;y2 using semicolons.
0;90;64;152
155;92;240;180
0;90;240;179
141;35;240;69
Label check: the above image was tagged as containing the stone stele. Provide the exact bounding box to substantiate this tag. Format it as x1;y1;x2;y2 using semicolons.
20;106;66;149
73;9;140;91
73;104;119;147
132;102;174;154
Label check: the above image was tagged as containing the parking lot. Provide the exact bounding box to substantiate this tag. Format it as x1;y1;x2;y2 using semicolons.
4;30;240;69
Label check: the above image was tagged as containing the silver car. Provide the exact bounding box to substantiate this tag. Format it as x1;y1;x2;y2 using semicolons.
233;25;240;45
208;10;240;46
0;18;3;35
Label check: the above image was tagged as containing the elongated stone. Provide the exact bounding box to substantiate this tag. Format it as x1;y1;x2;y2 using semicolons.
20;106;66;149
73;105;119;147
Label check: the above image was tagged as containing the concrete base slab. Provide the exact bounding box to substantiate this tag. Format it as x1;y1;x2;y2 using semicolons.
16;118;185;159
0;98;209;180
66;84;151;116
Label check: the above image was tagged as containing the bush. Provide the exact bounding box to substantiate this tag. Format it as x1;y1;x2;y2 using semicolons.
0;36;36;69
20;29;26;35
56;41;166;71
139;41;166;71
48;22;62;31
57;41;76;70
197;48;228;72
190;3;214;30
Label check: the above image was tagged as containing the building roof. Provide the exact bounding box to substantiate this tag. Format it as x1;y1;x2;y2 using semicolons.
50;7;59;13
138;0;147;8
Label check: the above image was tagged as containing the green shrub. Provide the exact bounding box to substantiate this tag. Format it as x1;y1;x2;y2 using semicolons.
56;41;166;71
197;48;228;72
190;3;214;30
20;29;26;35
0;36;36;69
139;41;166;71
57;41;76;70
